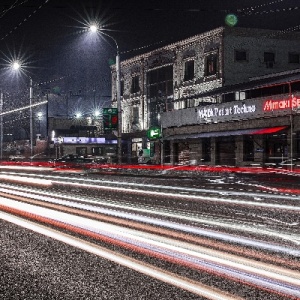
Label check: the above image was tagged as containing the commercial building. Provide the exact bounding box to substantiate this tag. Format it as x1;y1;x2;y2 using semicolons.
110;26;300;166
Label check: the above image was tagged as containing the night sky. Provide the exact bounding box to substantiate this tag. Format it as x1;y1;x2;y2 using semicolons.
0;0;300;114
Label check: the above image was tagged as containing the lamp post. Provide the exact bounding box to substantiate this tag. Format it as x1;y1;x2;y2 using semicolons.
0;90;3;160
29;77;33;158
12;62;34;159
89;25;122;164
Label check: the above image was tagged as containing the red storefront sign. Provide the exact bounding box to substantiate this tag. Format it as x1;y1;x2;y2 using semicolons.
263;97;300;111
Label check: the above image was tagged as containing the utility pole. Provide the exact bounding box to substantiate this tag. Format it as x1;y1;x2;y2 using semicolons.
116;50;122;164
0;91;3;160
29;77;33;159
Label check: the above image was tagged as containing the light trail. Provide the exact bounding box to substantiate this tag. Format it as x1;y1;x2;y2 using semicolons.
1;184;298;273
0;100;48;116
0;180;299;251
2;168;300;203
0;174;52;186
0;211;241;300
0;199;299;299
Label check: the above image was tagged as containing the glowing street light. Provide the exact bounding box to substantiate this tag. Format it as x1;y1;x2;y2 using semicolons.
89;24;122;164
94;110;100;117
89;24;98;33
12;61;21;71
75;112;82;119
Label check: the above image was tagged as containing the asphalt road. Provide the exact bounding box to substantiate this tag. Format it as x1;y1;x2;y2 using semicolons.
1;219;203;300
0;166;299;300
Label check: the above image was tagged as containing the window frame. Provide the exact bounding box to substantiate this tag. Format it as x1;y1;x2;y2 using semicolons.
264;52;275;63
131;75;140;94
234;50;248;62
204;53;218;77
183;59;195;81
288;52;300;64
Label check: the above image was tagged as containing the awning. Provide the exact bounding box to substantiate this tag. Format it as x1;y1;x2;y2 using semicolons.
165;126;288;140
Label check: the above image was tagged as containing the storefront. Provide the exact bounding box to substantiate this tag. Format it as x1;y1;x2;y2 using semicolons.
162;94;299;166
52;136;117;161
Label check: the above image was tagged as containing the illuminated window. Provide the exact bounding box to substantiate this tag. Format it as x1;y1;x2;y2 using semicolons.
235;91;246;100
205;54;217;76
92;147;104;156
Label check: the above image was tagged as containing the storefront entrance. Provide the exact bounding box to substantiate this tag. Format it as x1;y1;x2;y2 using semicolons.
216;136;236;166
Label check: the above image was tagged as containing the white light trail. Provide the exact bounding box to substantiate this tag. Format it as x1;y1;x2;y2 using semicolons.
50;180;300;212
1;199;299;298
0;174;52;186
2;169;300;202
0;181;299;251
0;211;241;300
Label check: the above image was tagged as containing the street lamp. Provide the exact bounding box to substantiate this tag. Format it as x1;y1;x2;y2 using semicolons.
89;24;122;164
12;62;34;158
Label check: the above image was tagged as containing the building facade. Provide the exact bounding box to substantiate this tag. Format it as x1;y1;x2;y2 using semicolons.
162;71;300;166
111;26;300;166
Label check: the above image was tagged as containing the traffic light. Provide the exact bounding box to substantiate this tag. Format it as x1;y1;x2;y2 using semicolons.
111;114;118;130
102;108;118;133
103;114;110;131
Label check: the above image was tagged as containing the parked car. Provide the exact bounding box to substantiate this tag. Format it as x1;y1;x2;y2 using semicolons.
9;154;25;161
50;154;98;168
277;158;300;169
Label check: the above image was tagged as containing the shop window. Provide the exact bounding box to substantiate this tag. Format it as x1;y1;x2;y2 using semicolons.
92;147;104;156
202;138;211;162
288;52;300;64
184;60;194;81
131;76;140;93
235;50;247;62
164;140;171;164
243;136;254;161
205;54;218;76
76;147;87;156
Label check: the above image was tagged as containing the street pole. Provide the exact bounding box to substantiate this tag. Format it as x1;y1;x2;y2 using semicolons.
116;51;122;164
289;83;293;171
0;91;3;160
29;77;33;159
89;26;122;164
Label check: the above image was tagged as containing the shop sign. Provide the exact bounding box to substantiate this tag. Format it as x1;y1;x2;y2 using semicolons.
147;126;162;140
263;96;300;111
197;103;256;120
54;137;105;144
